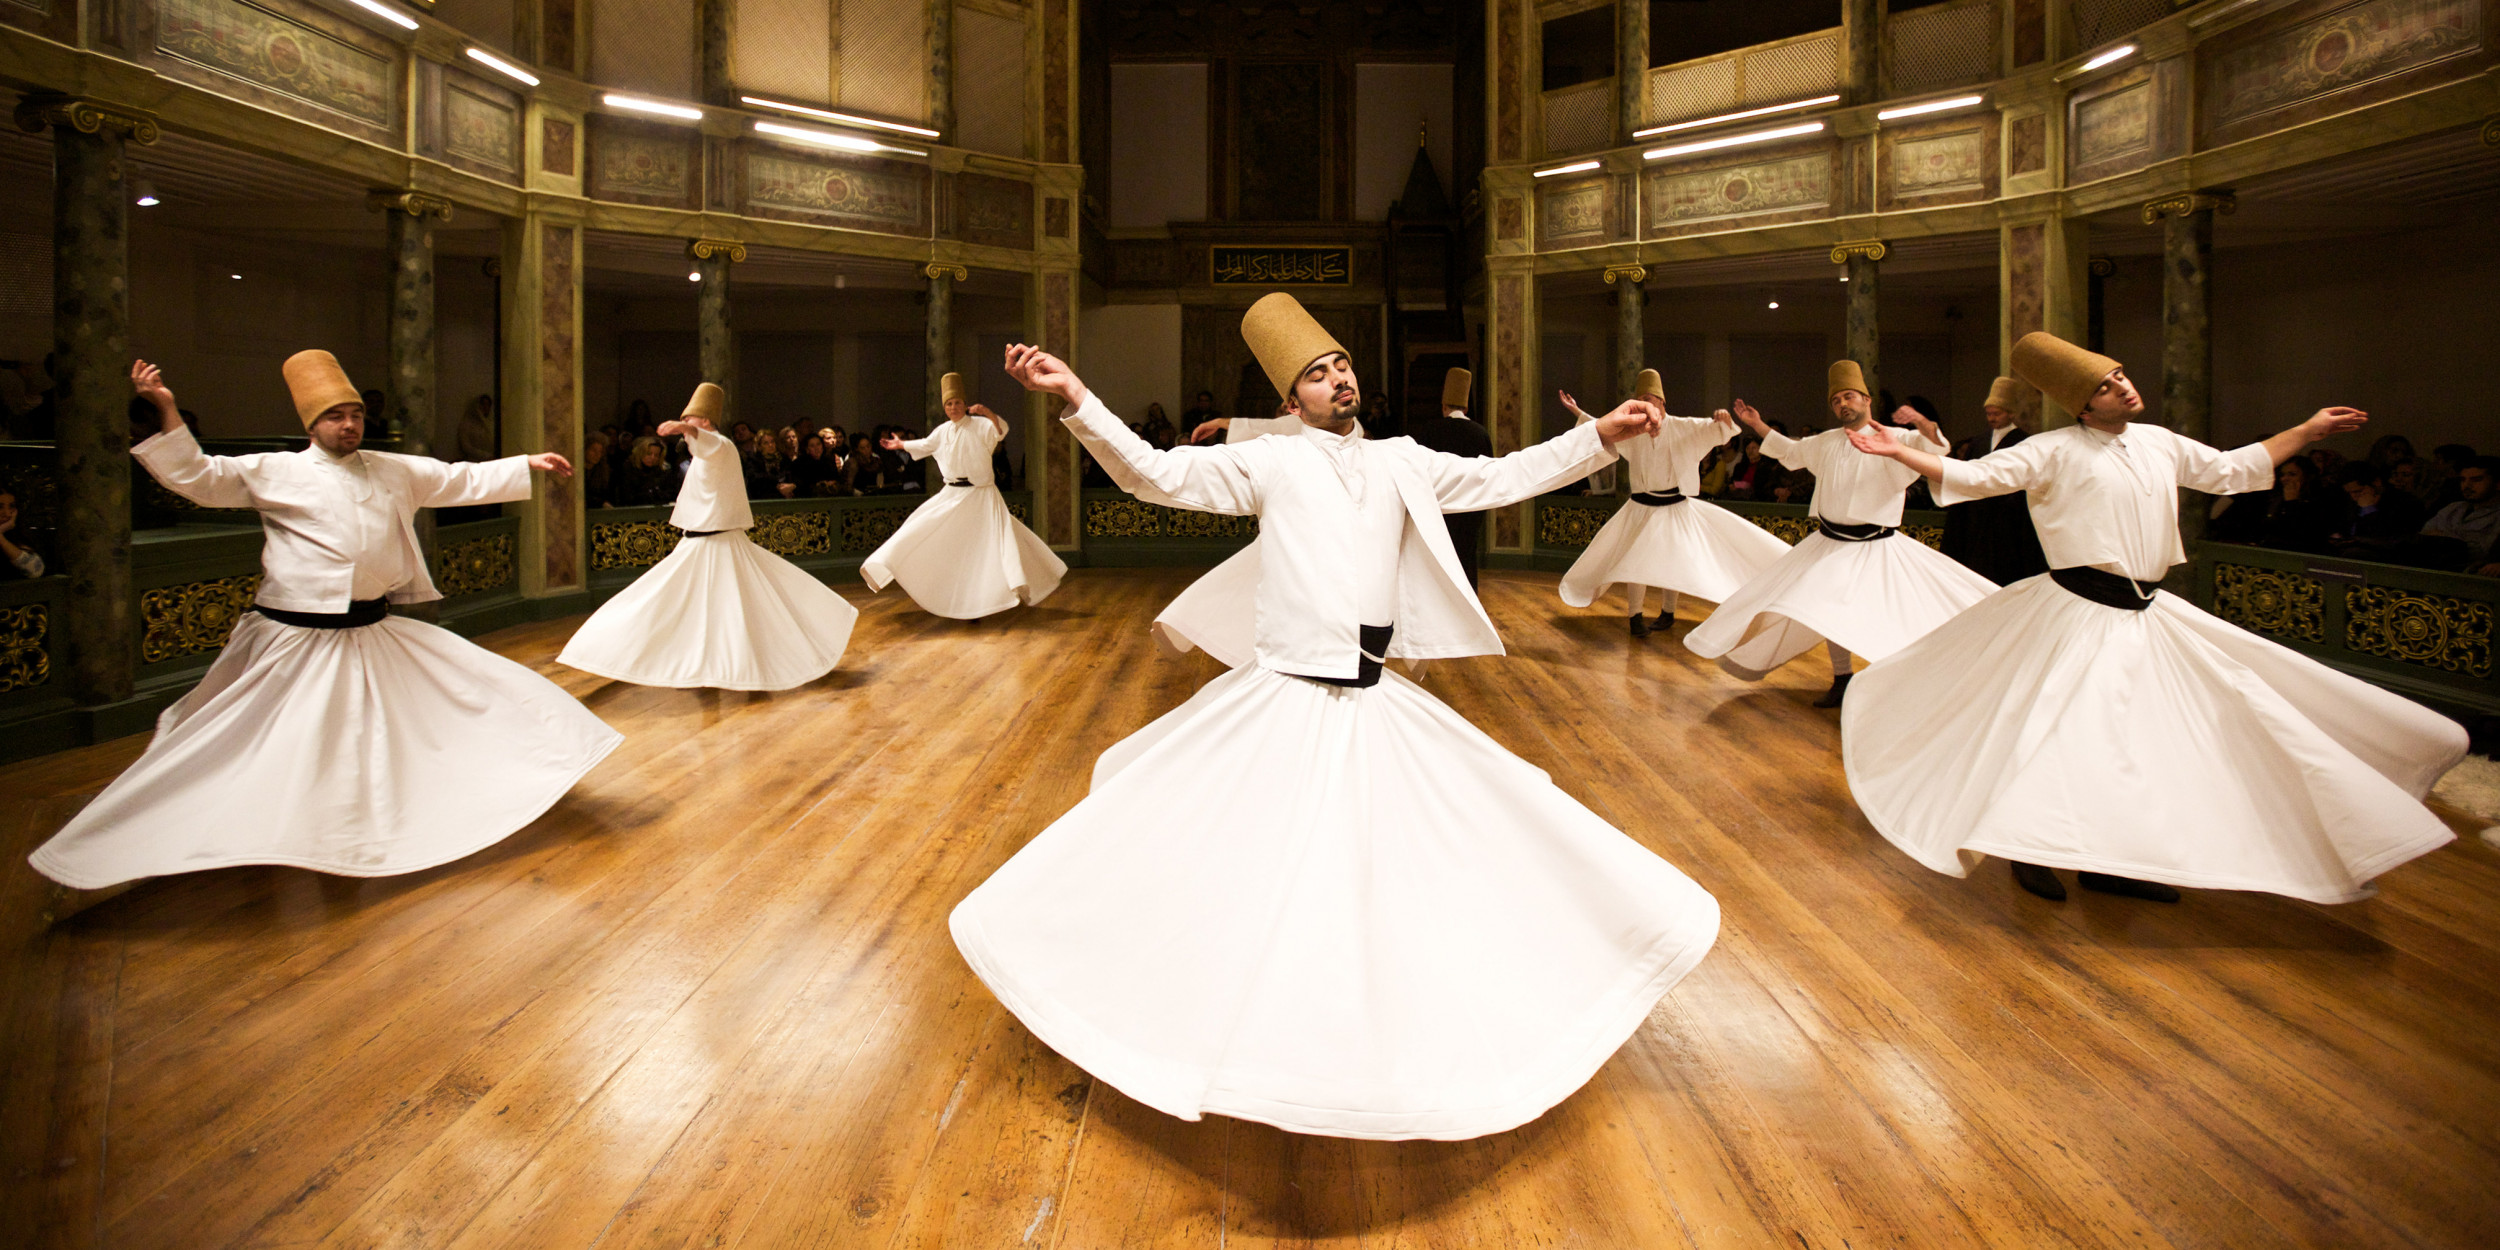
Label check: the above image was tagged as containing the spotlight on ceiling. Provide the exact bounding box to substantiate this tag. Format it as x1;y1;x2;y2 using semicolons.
133;177;160;207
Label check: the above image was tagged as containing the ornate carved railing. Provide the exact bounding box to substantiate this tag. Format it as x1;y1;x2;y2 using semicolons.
2193;541;2497;716
583;491;1035;586
1079;488;1259;565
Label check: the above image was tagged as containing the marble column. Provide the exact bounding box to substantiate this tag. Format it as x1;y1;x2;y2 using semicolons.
19;95;156;708
2147;192;2231;582
926;0;955;140
689;239;744;424
1487;264;1533;554
1842;0;1882;106
507;214;584;595
1607;263;1645;498
374;190;452;617
1035;268;1078;549
1614;0;1648;144
699;0;732;104
1998;215;2089;428
924;262;961;429
1833;240;1885;401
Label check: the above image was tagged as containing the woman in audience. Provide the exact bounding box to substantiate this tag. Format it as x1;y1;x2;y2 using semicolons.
1139;402;1177;451
843;432;889;495
1719;437;1776;501
2368;434;2416;472
581;433;615;509
788;432;839;497
2211;454;2345;552
613;436;674;507
745;430;791;499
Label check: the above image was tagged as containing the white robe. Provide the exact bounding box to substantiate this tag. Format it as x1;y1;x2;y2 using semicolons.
30;428;621;890
860;415;1066;619
558;427;858;690
951;395;1721;1141
1557;412;1790;609
1843;422;2467;903
1684;424;1994;676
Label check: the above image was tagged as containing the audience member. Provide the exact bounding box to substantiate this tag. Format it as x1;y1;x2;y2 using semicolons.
745;430;791;500
1140;402;1177;451
1717;438;1777;501
614;436;674;506
2211;454;2346;553
788;433;840;497
455;394;497;461
2429;444;2477;508
2367;433;2416;471
0;489;41;578
842;433;888;494
581;435;615;508
2421;457;2500;576
2387;457;2439;511
2331;461;2431;564
1181;389;1223;437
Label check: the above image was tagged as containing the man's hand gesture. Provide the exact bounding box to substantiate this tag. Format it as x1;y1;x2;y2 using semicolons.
1847;421;1903;458
131;360;183;434
1189;419;1230;445
1730;399;1770;436
1592;399;1662;447
656;417;711;438
526;452;573;476
1005;344;1088;408
2300;407;2368;442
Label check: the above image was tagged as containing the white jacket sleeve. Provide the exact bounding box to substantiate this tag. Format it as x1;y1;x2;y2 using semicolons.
131;425;258;509
1933;434;2054;506
1062;392;1261;515
1420;421;1616;512
405;454;534;508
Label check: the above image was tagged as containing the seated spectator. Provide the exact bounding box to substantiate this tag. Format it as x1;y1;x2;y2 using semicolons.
2429;443;2477;509
843;432;888;494
581;434;615;508
778;425;802;465
2211;454;2346;553
2421;456;2500;576
1140;402;1177;451
2307;445;2346;478
745;430;791;499
1719;438;1778;501
788;433;840;497
1698;442;1733;496
729;420;755;450
0;489;42;578
612;436;674;506
2367;433;2416;472
2332;461;2431;564
2387;456;2439;511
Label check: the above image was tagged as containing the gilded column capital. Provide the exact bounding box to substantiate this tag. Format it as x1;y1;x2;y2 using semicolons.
924;261;969;282
1829;238;1887;264
1600;263;1648;286
687;238;748;262
2087;255;2118;278
12;94;160;143
2141;191;2236;224
2482;115;2500;146
365;188;456;221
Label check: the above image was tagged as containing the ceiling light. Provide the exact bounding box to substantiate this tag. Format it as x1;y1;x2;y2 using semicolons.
1633;94;1839;139
230;274;242;280
688;271;702;282
1767;301;1780;309
344;0;419;31
739;96;941;139
1532;159;1601;178
465;47;540;87
1877;94;1985;121
2059;44;2137;80
133;177;160;206
754;120;926;157
1645;120;1825;161
1839;274;1849;282
605;94;703;121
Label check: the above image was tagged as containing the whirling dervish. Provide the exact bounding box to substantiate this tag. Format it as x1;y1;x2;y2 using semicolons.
31;355;621;892
860;371;1065;619
558;383;858;690
1555;369;1789;639
950;293;1721;1142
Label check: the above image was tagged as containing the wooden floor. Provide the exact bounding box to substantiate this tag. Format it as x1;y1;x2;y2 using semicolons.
4;567;2497;1249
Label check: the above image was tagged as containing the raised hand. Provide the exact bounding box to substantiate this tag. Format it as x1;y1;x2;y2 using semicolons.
1710;407;1735;428
131;360;182;432
1557;389;1589;420
1730;399;1769;434
1189;418;1230;445
1593;398;1662;447
2302;406;2368;439
1004;343;1087;406
526;451;574;476
656;417;711;438
969;403;997;420
1847;421;1904;457
879;432;905;451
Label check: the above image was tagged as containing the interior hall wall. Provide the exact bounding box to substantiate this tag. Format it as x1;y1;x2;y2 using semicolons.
2099;218;2499;458
128;221;388;438
1107;63;1209;229
1075;303;1184;424
1353;63;1454;221
956;5;1031;158
437;257;501;450
590;0;696;98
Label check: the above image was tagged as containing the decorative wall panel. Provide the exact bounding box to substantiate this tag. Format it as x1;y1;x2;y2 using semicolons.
2200;0;2489;146
2007;112;2046;175
1536;174;1613;248
442;72;522;179
1879;116;1997;210
840;0;928;123
1644;150;1832;233
741;146;931;235
0;604;48;693
139;575;259;664
1235;60;1334;220
2068;65;2162;184
153;0;398;142
953;172;1035;250
587;117;701;209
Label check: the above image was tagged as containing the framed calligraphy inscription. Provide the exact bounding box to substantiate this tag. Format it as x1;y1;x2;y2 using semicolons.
1210;247;1353;286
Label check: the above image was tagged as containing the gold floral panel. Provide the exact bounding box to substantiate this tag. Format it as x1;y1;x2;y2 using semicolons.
590;521;680;571
433;533;517;597
140;574;261;664
1086;498;1162;539
1164;509;1256;539
840;507;918;551
0;603;48;693
751;512;833;558
1904;525;1944;550
1748;515;1815;545
1008;501;1033;528
2213;561;2326;643
2347;584;2492;678
1538;504;1613;549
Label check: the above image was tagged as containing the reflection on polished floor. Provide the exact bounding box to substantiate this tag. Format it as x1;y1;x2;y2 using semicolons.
3;567;2495;1249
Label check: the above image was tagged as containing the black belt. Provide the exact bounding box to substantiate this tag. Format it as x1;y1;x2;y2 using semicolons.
2051;565;2159;611
946;478;974;487
1298;624;1395;690
1630;489;1686;507
1817;519;1897;542
255;597;389;629
679;528;728;537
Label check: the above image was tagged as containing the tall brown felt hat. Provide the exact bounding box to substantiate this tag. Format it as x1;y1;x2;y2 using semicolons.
940;372;968;406
1827;360;1868;399
282;349;361;429
682;382;725;421
1241;292;1349;401
2011;332;2121;417
1634;368;1664;402
1441;367;1472;409
1984;376;2022;411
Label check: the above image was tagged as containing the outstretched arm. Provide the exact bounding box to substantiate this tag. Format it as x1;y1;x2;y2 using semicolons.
128;360;256;508
970;403;1011;440
2259;408;2367;468
1847;422;1947;482
1423;399;1656;511
1010;344;1259;514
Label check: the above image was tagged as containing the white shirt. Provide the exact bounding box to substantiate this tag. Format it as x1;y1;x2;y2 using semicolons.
1298;422;1408;626
670;427;754;532
1761;425;1944;527
1579;411;1734;496
1064;393;1613;678
1934;422;2275;581
900;414;1006;485
1988;425;2013;451
133;424;532;611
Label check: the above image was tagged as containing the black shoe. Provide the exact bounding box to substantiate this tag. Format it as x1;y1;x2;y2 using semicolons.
1630;613;1650;638
2011;861;2067;901
2078;872;2181;903
1654;609;1675;630
1811;672;1851;708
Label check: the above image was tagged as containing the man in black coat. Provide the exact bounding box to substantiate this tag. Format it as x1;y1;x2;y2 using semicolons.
1939;376;2049;585
1405;367;1496;588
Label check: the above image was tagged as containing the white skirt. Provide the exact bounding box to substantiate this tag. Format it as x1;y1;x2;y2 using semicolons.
950;663;1722;1140
1684;531;1995;676
1557;497;1791;608
861;484;1066;619
1150;540;1260;667
31;612;623;890
558;530;858;691
1841;576;2467;903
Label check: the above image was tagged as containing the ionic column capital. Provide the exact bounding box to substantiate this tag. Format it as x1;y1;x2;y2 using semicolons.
13;94;159;143
1829;239;1887;264
366;188;456;221
687;238;748;263
2141;191;2236;225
